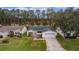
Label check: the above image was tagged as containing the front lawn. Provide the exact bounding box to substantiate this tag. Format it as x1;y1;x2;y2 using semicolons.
0;34;46;51
56;33;79;51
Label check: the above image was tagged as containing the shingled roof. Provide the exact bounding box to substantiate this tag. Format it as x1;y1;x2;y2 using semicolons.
0;26;23;32
28;25;53;32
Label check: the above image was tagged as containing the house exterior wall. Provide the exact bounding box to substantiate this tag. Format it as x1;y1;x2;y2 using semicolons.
27;30;36;37
21;27;27;34
0;32;9;38
56;27;64;37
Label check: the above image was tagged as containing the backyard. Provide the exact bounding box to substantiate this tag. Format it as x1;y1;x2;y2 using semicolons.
0;33;46;51
56;33;79;51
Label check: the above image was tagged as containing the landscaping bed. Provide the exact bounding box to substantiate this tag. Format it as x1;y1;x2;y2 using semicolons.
56;33;79;51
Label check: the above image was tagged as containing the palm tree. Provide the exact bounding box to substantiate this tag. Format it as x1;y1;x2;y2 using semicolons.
36;9;40;19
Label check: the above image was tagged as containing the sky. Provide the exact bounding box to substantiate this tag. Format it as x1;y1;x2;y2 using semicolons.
0;7;64;11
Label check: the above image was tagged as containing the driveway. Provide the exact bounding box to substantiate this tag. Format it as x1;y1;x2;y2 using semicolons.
44;37;65;51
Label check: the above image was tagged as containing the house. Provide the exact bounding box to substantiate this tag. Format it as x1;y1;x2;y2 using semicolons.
0;26;27;38
56;27;77;39
27;25;57;39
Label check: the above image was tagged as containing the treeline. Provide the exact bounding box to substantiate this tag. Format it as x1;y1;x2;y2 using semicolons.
53;7;79;33
0;7;79;33
0;8;53;25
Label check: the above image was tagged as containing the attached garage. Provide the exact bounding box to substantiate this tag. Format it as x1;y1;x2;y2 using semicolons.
42;31;57;39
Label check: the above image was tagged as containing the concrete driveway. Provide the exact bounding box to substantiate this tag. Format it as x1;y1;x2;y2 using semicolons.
44;37;65;51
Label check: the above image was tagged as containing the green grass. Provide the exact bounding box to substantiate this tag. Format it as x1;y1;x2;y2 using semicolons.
0;34;46;51
56;33;79;51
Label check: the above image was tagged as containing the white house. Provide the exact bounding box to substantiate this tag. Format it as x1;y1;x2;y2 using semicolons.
0;26;27;38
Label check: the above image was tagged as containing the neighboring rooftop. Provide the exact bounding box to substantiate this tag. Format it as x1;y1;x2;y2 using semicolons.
0;26;23;32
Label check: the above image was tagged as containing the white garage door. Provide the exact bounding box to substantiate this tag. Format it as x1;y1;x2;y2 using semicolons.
42;31;57;39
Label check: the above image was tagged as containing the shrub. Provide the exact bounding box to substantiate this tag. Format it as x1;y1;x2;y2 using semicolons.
56;33;64;40
15;32;22;38
22;32;27;36
0;35;3;38
8;31;14;37
56;33;63;38
2;39;9;44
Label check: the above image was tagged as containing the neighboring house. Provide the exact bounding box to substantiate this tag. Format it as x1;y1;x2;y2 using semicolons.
56;27;77;39
64;31;77;39
0;26;27;38
27;25;57;39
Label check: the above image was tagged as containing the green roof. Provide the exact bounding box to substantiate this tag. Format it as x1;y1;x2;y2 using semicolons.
28;25;53;32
